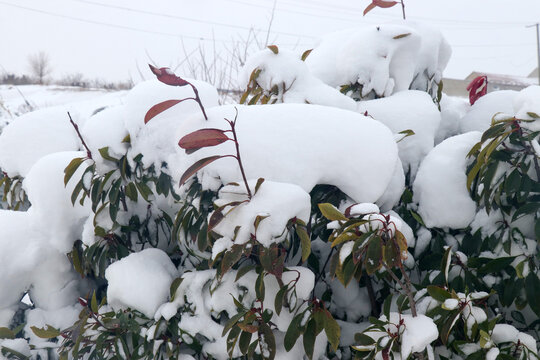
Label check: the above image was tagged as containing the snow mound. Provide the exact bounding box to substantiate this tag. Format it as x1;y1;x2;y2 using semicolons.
105;248;178;318
306;23;450;99
240;48;356;110
24;151;92;253
437;94;470;144
122;79;219;168
459;90;517;133
0;107;83;177
211;179;311;257
413;131;481;228
170;103;403;207
358;90;441;178
514;85;540;131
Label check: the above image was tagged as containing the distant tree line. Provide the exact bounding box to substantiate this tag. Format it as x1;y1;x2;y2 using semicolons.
1;50;133;90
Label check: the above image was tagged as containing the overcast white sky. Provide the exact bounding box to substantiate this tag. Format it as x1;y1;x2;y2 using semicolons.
1;0;539;83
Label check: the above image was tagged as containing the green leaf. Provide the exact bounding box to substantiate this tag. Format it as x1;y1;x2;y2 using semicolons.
303;319;316;360
63;157;84;185
331;232;359;248
323;310;341;351
354;333;375;346
235;265;255;281
525;273;540;316
478;257;515;275
284;313;303;351
296;226;311;262
125;182;138;202
364;236;382;275
318;203;347;221
258;322;276;360
170;277;183;300
222;312;246;337
0;327;14;339
239;330;252;355
274;286;287;317
90;291;99;313
427;285;452;302
31;325;61;339
98;146;117;162
255;270;265;300
526;111;539;118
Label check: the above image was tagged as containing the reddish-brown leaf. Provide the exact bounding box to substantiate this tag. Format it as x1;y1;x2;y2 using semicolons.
178;128;230;152
179;155;223;186
148;64;189;86
145;99;186;124
373;0;398;8
363;2;377;15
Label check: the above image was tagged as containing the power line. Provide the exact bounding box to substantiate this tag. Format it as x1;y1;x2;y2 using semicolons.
0;1;312;46
73;0;316;39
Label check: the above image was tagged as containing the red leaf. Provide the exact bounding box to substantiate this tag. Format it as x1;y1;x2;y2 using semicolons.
179;155;224;186
145;99;186;124
363;2;377;15
466;75;488;105
373;0;398;8
148;64;189;86
178;128;230;153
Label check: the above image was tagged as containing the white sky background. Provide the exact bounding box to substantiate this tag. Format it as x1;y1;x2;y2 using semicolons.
1;0;539;83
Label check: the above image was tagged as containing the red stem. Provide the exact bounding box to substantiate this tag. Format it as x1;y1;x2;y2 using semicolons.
68;112;93;159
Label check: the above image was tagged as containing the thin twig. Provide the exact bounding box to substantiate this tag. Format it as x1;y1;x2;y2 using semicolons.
400;0;406;20
68;112;92;159
228;108;252;199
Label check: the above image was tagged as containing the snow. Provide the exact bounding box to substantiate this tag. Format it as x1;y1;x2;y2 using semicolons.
358;90;441;178
0;107;82;177
156;267;321;360
459;90;517;133
122;79;219;169
437;94;470;144
397;314;439;359
240;48;356;110
492;324;538;354
307;25;422;98
23;151;92;253
105;248;178;318
211;179;311;254
413;131;481;228
306;22;450;99
171;103;403;207
0;338;31;358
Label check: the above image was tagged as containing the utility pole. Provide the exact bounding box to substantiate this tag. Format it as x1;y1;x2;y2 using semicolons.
526;23;540;85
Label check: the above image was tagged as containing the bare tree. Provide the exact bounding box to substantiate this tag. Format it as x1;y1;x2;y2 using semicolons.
27;51;52;85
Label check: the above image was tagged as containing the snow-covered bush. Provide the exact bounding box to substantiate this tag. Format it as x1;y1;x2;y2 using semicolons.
0;23;538;360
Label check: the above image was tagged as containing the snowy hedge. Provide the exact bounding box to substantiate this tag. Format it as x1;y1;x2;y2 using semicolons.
0;23;539;360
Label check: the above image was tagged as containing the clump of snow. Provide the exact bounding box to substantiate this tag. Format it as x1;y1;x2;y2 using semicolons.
0;338;31;358
492;324;538;355
358;90;441;178
156;267;321;360
437;94;470;144
24;306;81;349
307;25;421;98
23;151;92;253
0;107;83;177
81;105;129;173
306;22;450;99
105;248;178;318
413;132;481;228
514;85;540;132
171;103;403;207
348;203;380;216
398;314;438;359
329;280;371;322
459;90;517;133
0;210;42;326
240;48;356;110
211;179;310;256
122;79;219;168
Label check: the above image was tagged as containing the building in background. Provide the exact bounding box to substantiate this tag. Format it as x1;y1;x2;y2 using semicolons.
443;67;538;97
